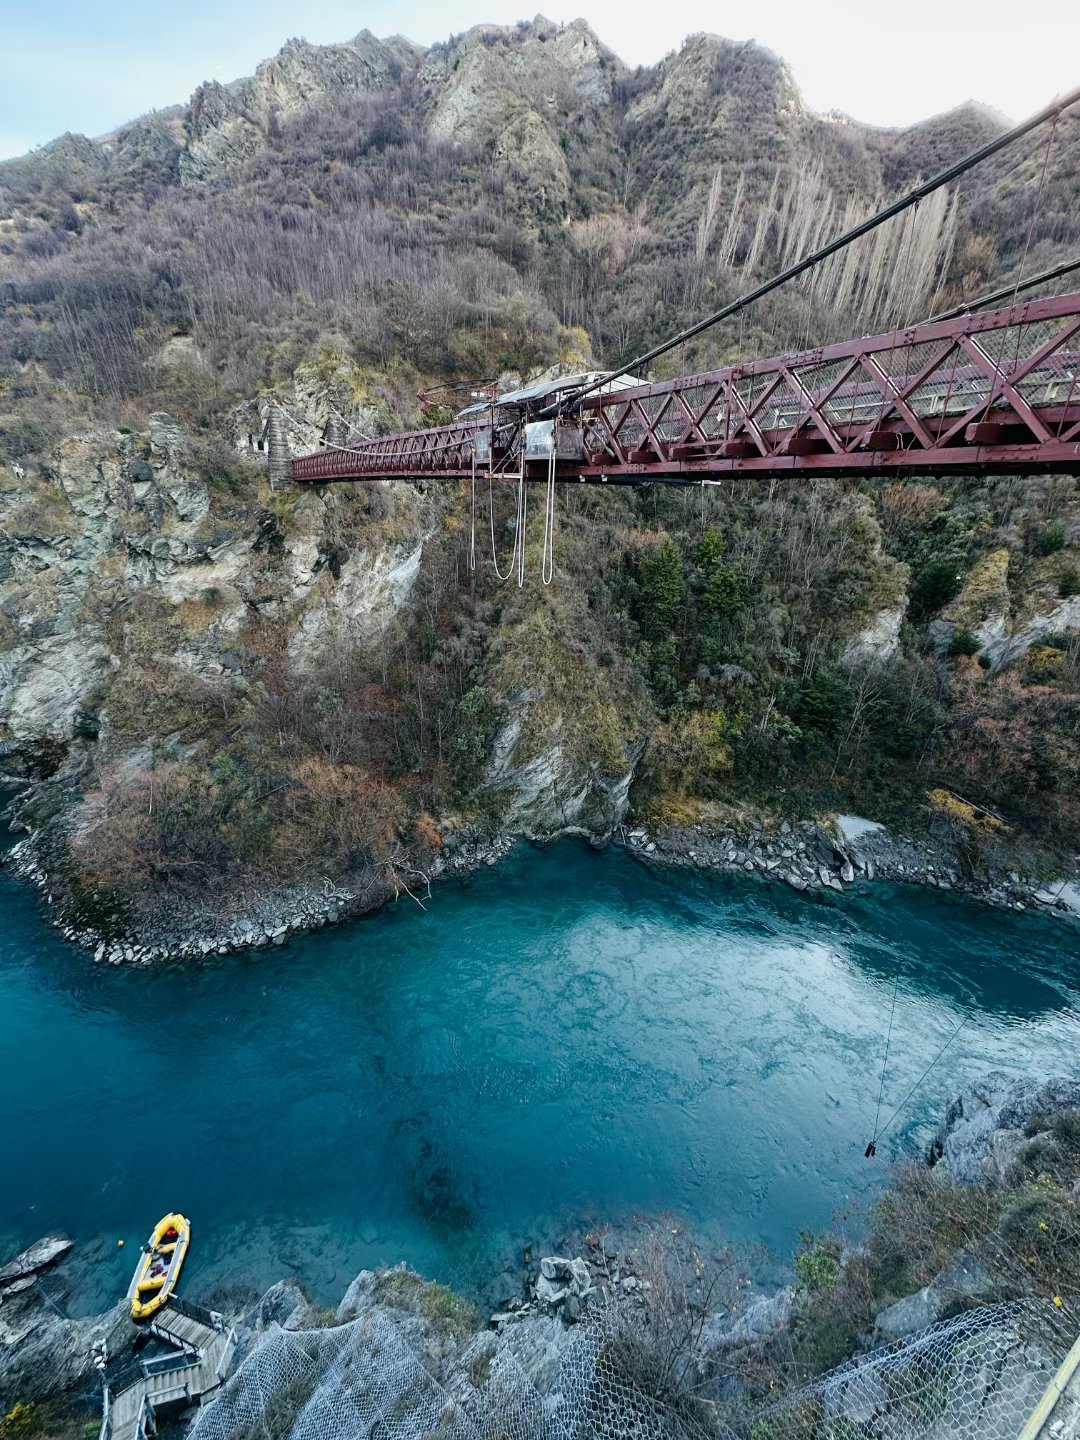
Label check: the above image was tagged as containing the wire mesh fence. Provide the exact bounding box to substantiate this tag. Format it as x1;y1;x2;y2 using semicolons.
186;1299;1068;1440
732;1301;1067;1440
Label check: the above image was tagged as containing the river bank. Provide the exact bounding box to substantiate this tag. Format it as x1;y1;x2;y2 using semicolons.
619;811;1080;926
3;794;1078;964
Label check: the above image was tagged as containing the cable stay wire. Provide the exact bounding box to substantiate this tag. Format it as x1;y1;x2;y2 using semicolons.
866;972;901;1157
868;1012;973;1153
325;398;373;444
274;400;379;458
546;82;1080;419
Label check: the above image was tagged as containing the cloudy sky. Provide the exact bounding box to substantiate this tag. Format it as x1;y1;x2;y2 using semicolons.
1;0;1077;161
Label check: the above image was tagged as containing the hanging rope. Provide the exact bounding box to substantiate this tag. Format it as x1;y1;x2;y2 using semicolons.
516;445;528;589
541;440;557;586
468;453;477;573
866;973;900;1157
489;466;516;582
489;436;528;584
866;1011;971;1155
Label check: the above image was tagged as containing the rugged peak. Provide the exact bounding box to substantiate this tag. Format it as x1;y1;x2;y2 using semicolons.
0;130;107;196
244;31;419;121
181;81;263;184
427;14;621;146
174;30;425;181
629;31;801;127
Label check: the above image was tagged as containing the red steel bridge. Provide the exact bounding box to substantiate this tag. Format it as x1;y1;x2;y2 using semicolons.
291;292;1080;488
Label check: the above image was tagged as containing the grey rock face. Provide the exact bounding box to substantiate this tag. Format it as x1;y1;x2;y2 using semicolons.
0;1235;73;1293
874;1251;994;1339
484;712;644;843
0;634;112;741
180;82;264;184
0;1289;129;1405
981;595;1080;672
840;605;904;665
936;1073;1080;1187
705;1286;795;1346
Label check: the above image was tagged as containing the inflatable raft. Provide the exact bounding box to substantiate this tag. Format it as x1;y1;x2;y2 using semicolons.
126;1213;190;1320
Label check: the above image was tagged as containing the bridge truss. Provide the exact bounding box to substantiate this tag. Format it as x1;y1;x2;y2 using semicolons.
291;293;1080;488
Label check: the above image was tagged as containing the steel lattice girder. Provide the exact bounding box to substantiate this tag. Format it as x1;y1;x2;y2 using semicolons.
290;293;1080;486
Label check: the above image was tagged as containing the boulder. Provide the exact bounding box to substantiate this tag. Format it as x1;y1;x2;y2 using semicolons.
535;1275;568;1307
539;1256;573;1281
0;1235;73;1291
875;1247;995;1341
707;1286;795;1346
874;1285;945;1339
567;1258;592;1296
247;1277;310;1331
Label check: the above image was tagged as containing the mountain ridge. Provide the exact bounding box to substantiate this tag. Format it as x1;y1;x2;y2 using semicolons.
0;17;1018;199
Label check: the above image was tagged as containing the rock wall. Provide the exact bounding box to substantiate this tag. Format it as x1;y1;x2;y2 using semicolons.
935;1072;1080;1188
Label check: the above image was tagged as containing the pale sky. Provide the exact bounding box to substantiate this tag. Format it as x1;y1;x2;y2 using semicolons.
1;0;1077;161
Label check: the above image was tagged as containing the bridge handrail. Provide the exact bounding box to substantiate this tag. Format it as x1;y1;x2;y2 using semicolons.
166;1293;224;1331
578;290;1080;407
106;1347;196;1398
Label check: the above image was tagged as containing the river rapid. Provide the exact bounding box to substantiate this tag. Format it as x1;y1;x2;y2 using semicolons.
2;839;1078;1315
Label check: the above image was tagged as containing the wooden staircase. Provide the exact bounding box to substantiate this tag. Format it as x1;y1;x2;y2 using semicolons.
100;1298;235;1440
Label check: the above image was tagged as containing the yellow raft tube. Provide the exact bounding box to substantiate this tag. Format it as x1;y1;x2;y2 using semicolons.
126;1213;190;1320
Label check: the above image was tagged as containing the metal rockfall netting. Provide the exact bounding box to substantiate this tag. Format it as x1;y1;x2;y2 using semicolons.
738;1301;1067;1440
185;1307;731;1440
186;1301;1064;1440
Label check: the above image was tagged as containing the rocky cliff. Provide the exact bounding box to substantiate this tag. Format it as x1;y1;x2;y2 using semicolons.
0;386;650;957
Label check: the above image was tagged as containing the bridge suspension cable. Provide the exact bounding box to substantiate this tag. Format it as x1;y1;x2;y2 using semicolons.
929;255;1080;322
552;82;1080;417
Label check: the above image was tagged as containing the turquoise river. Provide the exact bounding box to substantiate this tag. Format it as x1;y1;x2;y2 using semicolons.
2;836;1079;1314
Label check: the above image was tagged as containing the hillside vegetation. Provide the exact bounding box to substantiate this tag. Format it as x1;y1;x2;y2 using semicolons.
1;18;1079;929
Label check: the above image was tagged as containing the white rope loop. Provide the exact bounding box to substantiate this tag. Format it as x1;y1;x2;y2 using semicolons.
488;464;516;583
516;445;528;589
541;442;556;586
468;453;477;573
